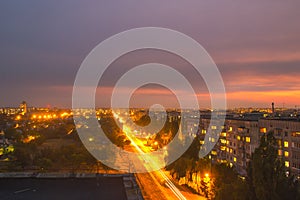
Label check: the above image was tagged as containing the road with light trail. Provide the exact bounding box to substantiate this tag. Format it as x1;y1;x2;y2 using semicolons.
115;113;205;200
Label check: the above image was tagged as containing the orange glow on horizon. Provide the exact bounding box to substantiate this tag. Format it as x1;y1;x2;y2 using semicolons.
53;80;299;108
225;90;300;107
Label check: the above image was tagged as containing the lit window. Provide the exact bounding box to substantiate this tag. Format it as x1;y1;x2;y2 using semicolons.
284;141;289;148
284;151;289;157
211;126;217;130
202;129;206;134
285;161;290;168
233;157;237;162
226;148;229;152
221;132;226;137
246;137;251;143
260;127;267;133
220;139;227;144
200;140;204;145
229;126;233;132
230;149;233;153
211;151;217;156
278;150;282;156
220;146;226;151
237;136;241;140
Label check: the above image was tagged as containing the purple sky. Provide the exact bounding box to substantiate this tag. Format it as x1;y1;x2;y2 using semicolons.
1;1;300;108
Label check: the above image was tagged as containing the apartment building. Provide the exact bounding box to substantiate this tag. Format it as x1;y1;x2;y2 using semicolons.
259;119;300;175
198;116;300;176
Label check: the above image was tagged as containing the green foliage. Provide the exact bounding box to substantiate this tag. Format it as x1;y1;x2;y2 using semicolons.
99;114;129;147
13;142;38;168
248;131;299;200
182;135;201;160
13;141;98;171
167;134;248;200
4;128;22;141
173;157;194;177
214;178;248;200
155;118;179;145
133;115;151;127
214;164;248;200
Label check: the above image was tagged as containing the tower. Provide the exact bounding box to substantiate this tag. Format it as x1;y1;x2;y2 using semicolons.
272;102;275;115
20;101;27;115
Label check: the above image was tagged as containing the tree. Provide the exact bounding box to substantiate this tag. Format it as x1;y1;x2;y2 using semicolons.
248;131;299;200
182;135;201;161
13;142;38;169
214;164;248;200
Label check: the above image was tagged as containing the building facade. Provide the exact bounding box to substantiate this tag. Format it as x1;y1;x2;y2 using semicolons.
198;117;300;176
259;119;300;175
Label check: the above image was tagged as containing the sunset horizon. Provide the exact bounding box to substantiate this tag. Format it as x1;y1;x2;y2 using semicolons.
1;2;300;109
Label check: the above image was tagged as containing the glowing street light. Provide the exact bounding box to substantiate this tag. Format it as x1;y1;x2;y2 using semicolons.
205;173;210;178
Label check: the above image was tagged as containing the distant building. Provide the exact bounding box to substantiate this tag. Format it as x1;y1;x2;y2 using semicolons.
197;115;300;177
20;101;27;115
198;118;260;175
224;119;260;175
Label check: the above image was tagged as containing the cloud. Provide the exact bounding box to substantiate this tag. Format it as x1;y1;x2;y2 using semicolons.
1;1;300;107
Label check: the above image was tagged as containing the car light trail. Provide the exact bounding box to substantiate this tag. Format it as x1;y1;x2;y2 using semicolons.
121;122;187;200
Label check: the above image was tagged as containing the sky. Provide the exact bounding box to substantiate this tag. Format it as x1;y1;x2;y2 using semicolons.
1;1;300;109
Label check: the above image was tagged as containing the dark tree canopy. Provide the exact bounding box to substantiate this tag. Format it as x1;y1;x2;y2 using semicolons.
248;131;299;200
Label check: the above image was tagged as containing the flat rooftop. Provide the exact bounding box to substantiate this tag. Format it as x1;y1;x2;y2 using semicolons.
0;177;127;200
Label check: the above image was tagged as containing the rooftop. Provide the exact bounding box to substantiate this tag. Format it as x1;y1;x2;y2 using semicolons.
0;176;128;200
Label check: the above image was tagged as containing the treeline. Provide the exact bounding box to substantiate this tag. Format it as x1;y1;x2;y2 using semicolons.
99;112;131;147
3;118;110;172
13;142;98;172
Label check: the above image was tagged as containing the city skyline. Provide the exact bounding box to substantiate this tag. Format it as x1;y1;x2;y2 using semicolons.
0;99;298;110
1;1;300;108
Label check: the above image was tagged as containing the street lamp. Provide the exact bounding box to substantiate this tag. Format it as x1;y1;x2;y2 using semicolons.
205;173;210;178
